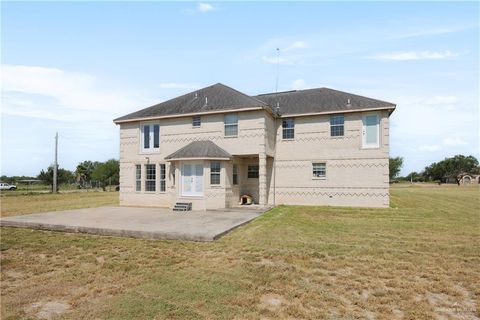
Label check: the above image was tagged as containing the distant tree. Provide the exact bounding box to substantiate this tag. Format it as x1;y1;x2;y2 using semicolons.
424;155;479;184
404;171;425;182
75;160;100;187
389;157;403;180
91;159;119;189
37;166;75;191
0;175;37;184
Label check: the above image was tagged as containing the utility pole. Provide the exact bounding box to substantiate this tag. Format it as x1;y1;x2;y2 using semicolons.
53;132;58;193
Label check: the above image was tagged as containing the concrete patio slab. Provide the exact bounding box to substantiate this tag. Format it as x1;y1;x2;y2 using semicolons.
0;206;269;241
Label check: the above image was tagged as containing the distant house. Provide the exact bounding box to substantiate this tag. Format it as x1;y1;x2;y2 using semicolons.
443;173;480;185
458;173;480;185
113;83;396;210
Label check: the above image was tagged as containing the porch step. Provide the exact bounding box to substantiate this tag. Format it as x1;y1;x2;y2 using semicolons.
173;202;192;212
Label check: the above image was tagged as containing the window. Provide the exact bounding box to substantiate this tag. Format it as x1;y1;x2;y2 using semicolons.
363;114;379;148
159;164;166;192
210;162;221;185
248;165;259;179
282;118;295;139
224;114;238;136
142;124;160;150
330;115;344;137
312;163;326;178
192;116;201;127
135;165;141;191
233;164;238;185
145;164;156;192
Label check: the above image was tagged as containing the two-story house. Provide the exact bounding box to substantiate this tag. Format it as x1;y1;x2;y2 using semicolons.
113;83;395;210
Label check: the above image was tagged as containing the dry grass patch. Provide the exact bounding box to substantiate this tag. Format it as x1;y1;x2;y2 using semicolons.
0;191;118;217
1;185;479;319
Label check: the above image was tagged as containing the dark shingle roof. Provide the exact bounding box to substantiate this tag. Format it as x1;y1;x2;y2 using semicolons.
253;87;396;116
114;83;268;123
114;83;396;123
165;140;231;160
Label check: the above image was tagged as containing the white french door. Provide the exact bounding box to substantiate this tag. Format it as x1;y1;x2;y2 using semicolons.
182;164;204;197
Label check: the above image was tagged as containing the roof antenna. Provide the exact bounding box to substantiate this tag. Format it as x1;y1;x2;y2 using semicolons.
275;48;280;93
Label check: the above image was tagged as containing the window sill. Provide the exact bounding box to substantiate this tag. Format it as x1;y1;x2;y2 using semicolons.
192;126;201;129
362;145;380;149
224;135;238;138
282;138;295;141
312;177;326;180
211;185;222;188
330;136;345;139
140;149;161;154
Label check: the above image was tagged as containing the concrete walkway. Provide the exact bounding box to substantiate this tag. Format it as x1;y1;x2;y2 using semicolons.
0;206;269;241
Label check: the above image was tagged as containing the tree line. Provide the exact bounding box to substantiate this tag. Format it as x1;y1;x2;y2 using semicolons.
389;155;479;184
1;159;120;191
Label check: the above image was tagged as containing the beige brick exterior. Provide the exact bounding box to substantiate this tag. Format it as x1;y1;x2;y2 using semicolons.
118;108;391;210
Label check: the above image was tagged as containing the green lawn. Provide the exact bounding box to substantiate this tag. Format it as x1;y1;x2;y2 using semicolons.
1;185;479;319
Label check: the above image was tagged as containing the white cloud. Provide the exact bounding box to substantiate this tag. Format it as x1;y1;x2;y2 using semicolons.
284;41;308;51
159;82;200;89
1;65;140;122
258;39;309;65
291;79;308;90
197;2;214;13
443;138;467;146
370;50;460;61
423;96;458;105
417;145;441;152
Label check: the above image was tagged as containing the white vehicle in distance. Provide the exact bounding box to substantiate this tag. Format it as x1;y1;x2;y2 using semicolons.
0;182;17;190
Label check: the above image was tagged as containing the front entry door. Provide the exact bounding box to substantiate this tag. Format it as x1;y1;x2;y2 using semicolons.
182;164;204;197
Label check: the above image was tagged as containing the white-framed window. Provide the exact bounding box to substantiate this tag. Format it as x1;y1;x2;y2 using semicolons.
224;114;238;136
145;164;156;192
282;118;295;139
233;164;238;185
312;163;326;178
135;165;141;192
248;165;259;179
210;162;221;185
362;114;380;148
142;124;160;151
192;116;201;127
159;164;166;192
330;115;344;137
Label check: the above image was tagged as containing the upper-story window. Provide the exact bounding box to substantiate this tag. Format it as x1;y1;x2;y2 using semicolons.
282;118;295;139
192;116;201;127
330;115;344;137
362;114;380;148
142;124;160;151
224;114;238;136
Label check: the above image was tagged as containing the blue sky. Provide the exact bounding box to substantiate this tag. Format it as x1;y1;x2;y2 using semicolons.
1;1;479;176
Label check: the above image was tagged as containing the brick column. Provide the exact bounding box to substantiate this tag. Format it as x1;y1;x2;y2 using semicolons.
259;151;267;206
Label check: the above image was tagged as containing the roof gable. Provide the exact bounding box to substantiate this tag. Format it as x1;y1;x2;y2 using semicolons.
165;140;231;160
